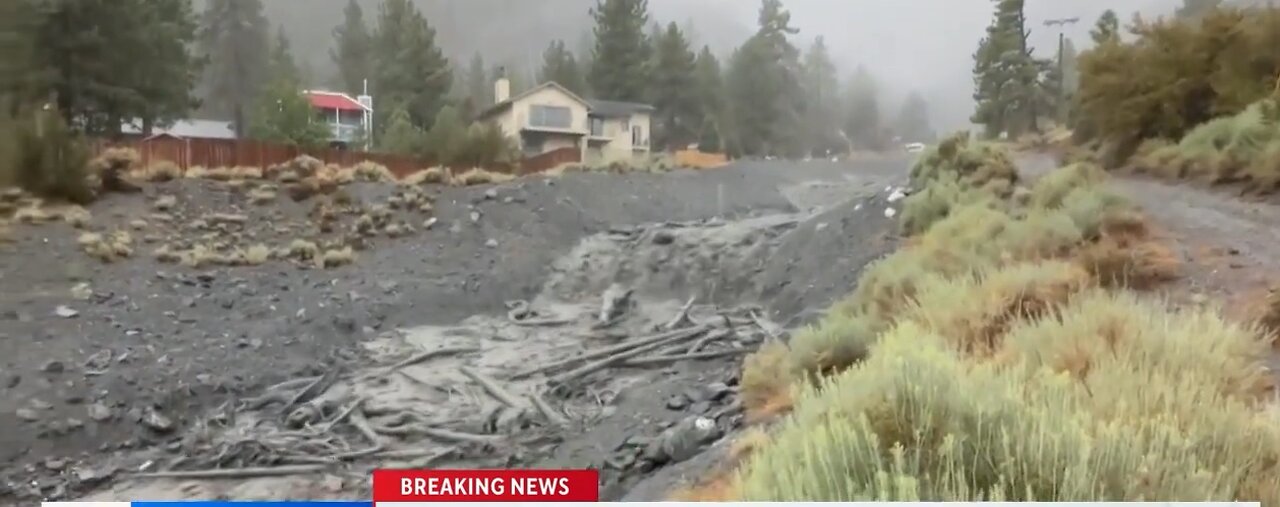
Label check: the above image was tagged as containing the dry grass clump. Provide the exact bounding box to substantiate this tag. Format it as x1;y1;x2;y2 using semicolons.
740;342;798;423
137;160;183;182
60;205;92;229
732;291;1280;502
88;147;140;176
452;168;514;186
78;230;133;262
318;246;356;268
248;185;278;205
352;161;394;182
402;166;449;185
13;204;51;224
909;131;1018;190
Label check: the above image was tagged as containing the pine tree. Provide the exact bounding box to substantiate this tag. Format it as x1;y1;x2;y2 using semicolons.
249;80;329;148
0;0;41;105
725;0;804;157
28;0;201;135
539;40;587;95
649;23;699;150
692;46;726;152
330;0;372;96
971;0;1052;138
269;26;300;86
371;0;451;133
894;91;933;143
422;104;466;165
378;106;423;155
588;0;651;102
843;66;882;151
800;36;842;156
1091;10;1120;45
199;0;270;137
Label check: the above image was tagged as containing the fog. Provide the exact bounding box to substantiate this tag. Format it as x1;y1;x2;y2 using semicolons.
646;0;1183;131
262;0;1188;132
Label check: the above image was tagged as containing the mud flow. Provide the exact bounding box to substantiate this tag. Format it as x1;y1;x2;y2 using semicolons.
58;173;903;502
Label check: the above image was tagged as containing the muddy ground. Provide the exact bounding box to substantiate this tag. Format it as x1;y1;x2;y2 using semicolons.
0;160;909;503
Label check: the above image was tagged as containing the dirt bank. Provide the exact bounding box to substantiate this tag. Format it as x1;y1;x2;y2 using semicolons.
0;160;907;502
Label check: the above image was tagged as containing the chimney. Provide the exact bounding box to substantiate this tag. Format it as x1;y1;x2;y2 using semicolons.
494;66;510;104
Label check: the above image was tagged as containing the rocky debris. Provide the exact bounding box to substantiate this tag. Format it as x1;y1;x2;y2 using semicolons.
54;306;79;318
40;361;64;374
87;403;112;422
141;408;174;433
598;284;634;325
643;416;721;465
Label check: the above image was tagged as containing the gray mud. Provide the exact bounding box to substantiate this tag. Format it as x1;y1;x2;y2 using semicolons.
0;160;907;502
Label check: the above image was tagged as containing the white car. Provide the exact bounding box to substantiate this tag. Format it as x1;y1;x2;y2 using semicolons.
904;142;926;153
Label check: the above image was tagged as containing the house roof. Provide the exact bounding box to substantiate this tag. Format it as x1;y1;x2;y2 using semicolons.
586;99;654;118
306;91;369;112
476;81;592;120
121;119;236;140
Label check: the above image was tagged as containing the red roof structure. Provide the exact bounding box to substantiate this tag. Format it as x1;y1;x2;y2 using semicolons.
305;91;369;112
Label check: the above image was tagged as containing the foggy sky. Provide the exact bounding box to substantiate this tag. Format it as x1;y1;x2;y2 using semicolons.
648;0;1183;131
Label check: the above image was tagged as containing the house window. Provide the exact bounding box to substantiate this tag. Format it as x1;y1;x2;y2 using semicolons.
590;117;605;137
632;125;644;146
529;105;572;129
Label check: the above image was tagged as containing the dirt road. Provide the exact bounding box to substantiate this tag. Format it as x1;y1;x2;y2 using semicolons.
0;159;911;502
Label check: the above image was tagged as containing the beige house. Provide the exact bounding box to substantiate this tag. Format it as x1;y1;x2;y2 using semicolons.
477;78;653;165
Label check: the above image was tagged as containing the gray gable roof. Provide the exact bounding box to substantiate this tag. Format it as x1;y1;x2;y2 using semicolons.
587;99;655;118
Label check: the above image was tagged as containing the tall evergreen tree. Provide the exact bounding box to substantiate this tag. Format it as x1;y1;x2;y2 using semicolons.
588;0;651;102
330;0;372;96
725;0;804;157
269;26;300;85
29;0;201;135
800;36;842;156
199;0;270;137
1091;10;1121;45
649;23;699;150
539;40;587;95
371;0;451;133
971;0;1052;138
0;0;42;105
692;46;726;152
843;66;882;151
378;105;423;155
894;91;933;143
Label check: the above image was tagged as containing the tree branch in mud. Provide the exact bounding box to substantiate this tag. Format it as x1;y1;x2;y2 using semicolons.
547;326;712;387
461;366;526;408
131;464;329;480
513;324;711;380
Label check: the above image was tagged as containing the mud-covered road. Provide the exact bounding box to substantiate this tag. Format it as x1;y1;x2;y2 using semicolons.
0;159;911;502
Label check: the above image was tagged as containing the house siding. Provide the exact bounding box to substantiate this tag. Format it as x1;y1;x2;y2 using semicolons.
586;112;652;165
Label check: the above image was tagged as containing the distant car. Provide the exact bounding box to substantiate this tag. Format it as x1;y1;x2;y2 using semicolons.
904;142;926;153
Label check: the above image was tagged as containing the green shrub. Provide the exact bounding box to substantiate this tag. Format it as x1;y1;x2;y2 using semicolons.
899;172;996;235
1028;162;1108;209
909;131;1017;189
736;291;1280;502
0;107;93;204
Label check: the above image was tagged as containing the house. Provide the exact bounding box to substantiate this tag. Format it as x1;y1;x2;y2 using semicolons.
304;90;373;149
476;77;653;165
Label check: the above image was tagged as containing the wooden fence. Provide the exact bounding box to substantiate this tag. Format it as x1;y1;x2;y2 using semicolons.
91;137;432;179
92;137;580;179
518;146;581;175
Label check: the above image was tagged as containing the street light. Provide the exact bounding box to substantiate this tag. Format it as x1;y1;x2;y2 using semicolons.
1044;17;1080;125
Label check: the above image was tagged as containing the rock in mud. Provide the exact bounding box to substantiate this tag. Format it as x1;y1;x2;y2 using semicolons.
16;408;40;422
41;361;65;374
54;306;79;318
665;395;689;411
141;408;174;433
643;416;721;465
87;403;112;422
598;284;634;324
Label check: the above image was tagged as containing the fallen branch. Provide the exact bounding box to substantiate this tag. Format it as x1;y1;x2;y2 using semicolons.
688;328;734;354
624;347;747;367
282;372;336;414
529;393;569;428
461;366;524;408
384;346;479;374
513;325;710;380
131;464;327;480
371;423;502;444
548;327;710;386
750;310;780;342
506;300;573;327
663;296;697;330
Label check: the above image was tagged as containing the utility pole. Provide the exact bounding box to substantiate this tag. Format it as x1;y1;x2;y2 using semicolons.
1044;17;1080;126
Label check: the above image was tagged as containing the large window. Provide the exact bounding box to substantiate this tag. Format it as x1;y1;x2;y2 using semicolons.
590;117;605;137
632;125;645;146
529;105;572;129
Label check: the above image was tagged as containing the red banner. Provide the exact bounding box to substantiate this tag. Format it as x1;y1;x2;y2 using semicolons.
372;469;599;502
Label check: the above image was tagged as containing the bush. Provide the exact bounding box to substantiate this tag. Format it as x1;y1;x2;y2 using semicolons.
1028;162;1108;209
740;342;797;422
735;292;1280;502
909;131;1018;190
899;172;995;235
0;108;93;203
